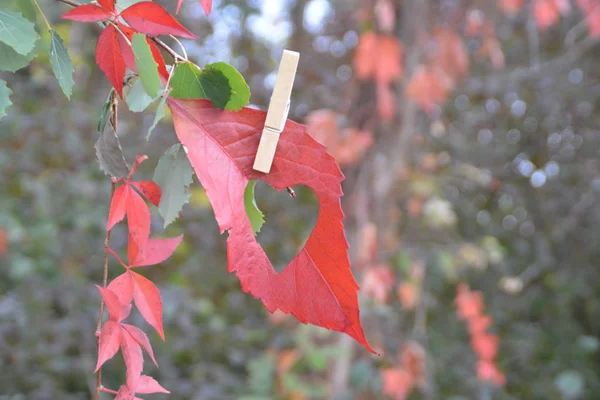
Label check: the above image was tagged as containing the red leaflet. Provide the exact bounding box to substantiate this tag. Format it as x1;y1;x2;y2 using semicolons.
120;327;144;389
97;285;123;321
168;99;374;353
122;324;158;366
106;158;161;249
107;270;134;305
130;236;183;267
117;25;169;79
96;321;121;371
200;0;213;15
62;4;113;22
135;375;170;394
96;25;126;98
131;182;161;208
98;0;115;12
120;2;195;39
131;271;165;340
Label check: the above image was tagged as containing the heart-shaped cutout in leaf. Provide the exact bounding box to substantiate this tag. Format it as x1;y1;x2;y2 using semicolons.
250;182;318;274
168;98;374;353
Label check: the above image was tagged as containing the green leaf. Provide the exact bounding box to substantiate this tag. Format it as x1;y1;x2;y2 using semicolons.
126;79;155;112
7;0;37;22
131;33;162;98
0;40;37;72
244;181;265;235
147;89;170;140
206;62;251;111
0;9;39;55
97;89;113;133
153;144;194;228
170;61;250;110
0;80;12;120
49;31;75;99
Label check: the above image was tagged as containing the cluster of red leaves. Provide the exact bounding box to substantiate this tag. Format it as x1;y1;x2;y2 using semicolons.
305;109;373;167
62;0;203;97
455;284;505;387
353;31;404;119
499;0;600;36
381;341;427;400
405;28;469;112
97;155;183;399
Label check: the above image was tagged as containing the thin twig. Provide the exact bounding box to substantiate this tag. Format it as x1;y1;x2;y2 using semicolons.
169;34;188;60
31;0;53;31
57;0;82;8
152;37;187;63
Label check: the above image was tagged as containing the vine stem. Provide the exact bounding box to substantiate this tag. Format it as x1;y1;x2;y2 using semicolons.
31;0;53;31
94;93;118;400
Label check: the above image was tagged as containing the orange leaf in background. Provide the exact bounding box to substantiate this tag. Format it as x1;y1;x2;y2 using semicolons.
468;314;493;335
478;360;506;387
0;228;6;256
577;0;600;37
534;0;561;29
401;341;426;386
382;368;414;400
455;284;484;321
277;349;300;375
376;82;396;119
356;222;378;267
354;32;404;84
305;109;373;167
498;0;525;15
405;66;451;112
397;282;418;310
354;31;378;80
471;333;499;360
375;0;396;33
431;29;469;84
362;265;396;303
479;36;506;70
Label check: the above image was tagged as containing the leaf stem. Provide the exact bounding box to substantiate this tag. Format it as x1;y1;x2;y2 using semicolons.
169;34;188;60
31;0;52;31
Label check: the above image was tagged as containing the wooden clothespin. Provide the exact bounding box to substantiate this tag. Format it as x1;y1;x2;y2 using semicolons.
253;50;300;173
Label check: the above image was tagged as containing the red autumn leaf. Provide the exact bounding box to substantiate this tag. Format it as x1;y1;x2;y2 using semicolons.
477;360;506;386
120;325;144;389
96;320;121;371
577;0;600;37
107;184;128;230
381;368;414;400
199;0;213;15
121;324;158;366
534;0;560;29
135;375;170;394
361;264;395;304
405;65;452;112
354;32;403;84
107;270;134;305
471;333;499;360
117;25;168;79
98;0;115;12
168;99;374;353
431;28;469;83
498;0;525;15
97;286;123;321
131;181;161;208
120;2;195;39
115;385;135;400
61;4;113;22
131;271;165;340
126;187;151;249
96;25;126;98
130;236;183;267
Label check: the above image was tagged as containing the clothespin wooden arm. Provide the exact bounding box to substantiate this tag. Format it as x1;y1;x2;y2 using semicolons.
253;50;300;173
